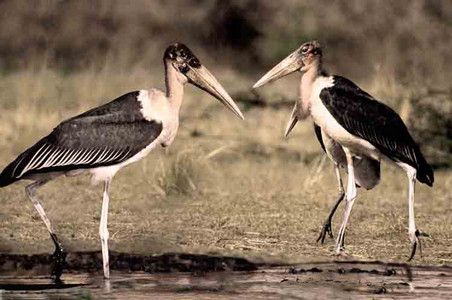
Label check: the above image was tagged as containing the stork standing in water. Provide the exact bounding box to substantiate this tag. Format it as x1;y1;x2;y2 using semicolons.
253;41;433;259
0;43;244;280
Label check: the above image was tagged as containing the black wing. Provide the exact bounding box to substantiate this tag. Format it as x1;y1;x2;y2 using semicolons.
1;91;163;186
314;123;326;153
319;76;433;186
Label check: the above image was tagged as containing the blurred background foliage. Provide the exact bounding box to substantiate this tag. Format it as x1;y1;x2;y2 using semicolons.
0;0;451;166
1;0;451;86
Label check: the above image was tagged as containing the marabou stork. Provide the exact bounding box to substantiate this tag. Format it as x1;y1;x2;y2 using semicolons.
253;41;433;259
0;43;244;280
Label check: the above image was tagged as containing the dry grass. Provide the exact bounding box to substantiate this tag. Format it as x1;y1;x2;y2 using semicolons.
0;65;451;266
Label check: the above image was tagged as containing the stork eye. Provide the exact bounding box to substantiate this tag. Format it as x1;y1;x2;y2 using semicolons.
189;58;200;68
301;46;309;53
179;63;189;73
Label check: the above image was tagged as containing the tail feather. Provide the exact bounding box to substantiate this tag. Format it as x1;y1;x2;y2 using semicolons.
414;147;434;187
0;164;19;187
0;138;47;188
416;157;434;187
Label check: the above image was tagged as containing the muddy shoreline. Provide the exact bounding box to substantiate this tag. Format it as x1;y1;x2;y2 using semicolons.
0;252;451;299
0;251;258;276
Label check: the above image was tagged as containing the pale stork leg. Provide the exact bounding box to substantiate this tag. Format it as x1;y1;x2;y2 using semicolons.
407;169;423;261
99;179;111;279
317;163;345;244
25;179;65;282
334;150;357;253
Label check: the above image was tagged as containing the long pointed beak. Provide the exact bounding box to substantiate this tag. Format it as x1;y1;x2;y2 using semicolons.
185;65;244;120
253;48;303;88
285;104;299;137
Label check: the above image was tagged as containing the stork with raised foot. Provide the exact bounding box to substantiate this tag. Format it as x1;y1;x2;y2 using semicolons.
253;40;433;259
0;43;244;281
312;124;381;244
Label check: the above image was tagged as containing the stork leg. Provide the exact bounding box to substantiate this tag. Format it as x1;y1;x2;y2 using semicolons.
407;169;422;261
99;179;111;279
25;180;65;282
317;164;345;244
334;150;357;253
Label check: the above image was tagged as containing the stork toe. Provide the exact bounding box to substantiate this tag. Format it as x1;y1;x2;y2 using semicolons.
50;234;65;283
317;221;333;244
408;229;424;261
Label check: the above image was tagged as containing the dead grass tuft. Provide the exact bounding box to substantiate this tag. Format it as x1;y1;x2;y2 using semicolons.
153;146;222;196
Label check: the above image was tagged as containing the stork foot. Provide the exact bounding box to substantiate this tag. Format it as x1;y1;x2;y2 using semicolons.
317;192;345;244
333;242;344;254
408;230;429;261
317;221;334;244
333;231;346;253
332;247;346;256
50;233;66;284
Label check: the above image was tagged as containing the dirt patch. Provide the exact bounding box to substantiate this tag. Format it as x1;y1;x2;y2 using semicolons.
0;252;451;299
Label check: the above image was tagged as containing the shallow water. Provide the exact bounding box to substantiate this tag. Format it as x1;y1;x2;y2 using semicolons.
0;252;451;299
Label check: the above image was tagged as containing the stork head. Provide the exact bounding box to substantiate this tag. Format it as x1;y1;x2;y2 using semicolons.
164;43;244;120
253;41;322;88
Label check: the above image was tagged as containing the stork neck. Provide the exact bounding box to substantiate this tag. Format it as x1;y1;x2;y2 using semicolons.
299;61;326;118
164;60;185;114
300;68;317;97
